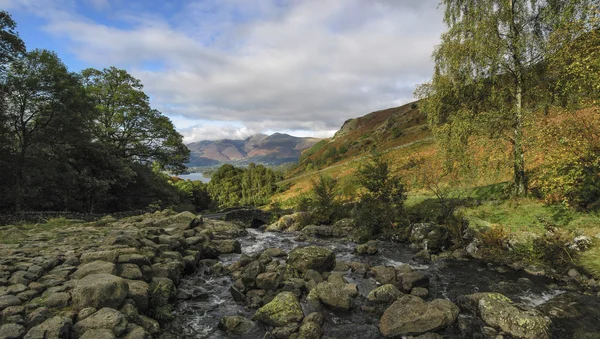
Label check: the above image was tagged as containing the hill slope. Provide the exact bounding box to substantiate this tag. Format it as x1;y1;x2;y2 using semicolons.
187;133;322;167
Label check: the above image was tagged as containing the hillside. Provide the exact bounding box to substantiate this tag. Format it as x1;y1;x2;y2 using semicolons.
187;133;322;167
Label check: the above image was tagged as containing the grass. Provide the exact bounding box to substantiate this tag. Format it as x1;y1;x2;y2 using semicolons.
579;245;600;279
0;217;86;244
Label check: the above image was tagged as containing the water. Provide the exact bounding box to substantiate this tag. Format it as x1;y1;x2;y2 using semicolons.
164;229;600;339
176;172;211;182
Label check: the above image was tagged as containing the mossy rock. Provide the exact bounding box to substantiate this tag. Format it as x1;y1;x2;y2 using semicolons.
288;246;335;273
252;292;304;327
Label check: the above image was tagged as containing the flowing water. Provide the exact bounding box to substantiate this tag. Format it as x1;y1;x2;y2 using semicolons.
163;229;600;339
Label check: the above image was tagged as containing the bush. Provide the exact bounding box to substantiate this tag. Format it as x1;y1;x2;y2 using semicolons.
353;153;406;238
308;175;339;224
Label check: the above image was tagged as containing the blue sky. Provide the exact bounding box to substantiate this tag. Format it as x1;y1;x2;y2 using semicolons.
2;0;444;142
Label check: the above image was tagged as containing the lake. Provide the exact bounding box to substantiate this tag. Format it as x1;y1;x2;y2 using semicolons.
176;172;211;183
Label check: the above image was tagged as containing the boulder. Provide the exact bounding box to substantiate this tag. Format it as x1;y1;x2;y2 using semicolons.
256;272;281;291
266;212;309;232
126;280;149;314
355;244;378;255
215;240;241;254
80;251;118;264
458;292;550;339
302;225;341;238
371;266;397;285
288;246;335;273
218;316;255;335
72;308;128;338
72;274;129;310
80;329;116;339
367;284;404;304
398;271;429;293
0;295;21;310
24;316;72;339
116;264;143;281
72;261;116;280
379;295;459;337
0;323;25;339
252;292;304;327
313;282;353;310
263;248;287;258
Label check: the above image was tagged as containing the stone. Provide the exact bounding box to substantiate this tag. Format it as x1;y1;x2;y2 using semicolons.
72;274;129;310
215;240;241;254
72;308;128;338
71;261;116;280
0;323;25;339
122;324;150;339
118;255;151;267
24;316;72;339
287;246;335;273
256;272;281;291
252;292;304;327
241;261;265;288
371;266;397;285
136;315;159;335
25;307;51;328
411;287;429;298
302;225;341;237
80;251;118;264
80;328;116;339
399;271;429;293
355;244;378;255
367;284;404;304
77;308;97;322
263;248;287;258
126;280;149;314
313;282;353;311
379;295;458;337
458;293;550;339
44;292;70;309
0;296;21;310
116;264;143;280
218;316;255;334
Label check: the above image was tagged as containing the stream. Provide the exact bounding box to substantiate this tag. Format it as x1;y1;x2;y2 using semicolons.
162;229;600;339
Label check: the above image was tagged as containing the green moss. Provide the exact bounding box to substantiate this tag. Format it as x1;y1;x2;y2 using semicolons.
252;292;304;327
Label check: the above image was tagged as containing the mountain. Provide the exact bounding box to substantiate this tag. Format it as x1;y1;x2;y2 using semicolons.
186;133;322;167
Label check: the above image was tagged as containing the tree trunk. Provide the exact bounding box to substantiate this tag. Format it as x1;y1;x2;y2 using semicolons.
15;155;24;212
513;82;527;196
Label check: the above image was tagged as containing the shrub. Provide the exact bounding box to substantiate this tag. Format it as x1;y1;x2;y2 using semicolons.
308;175;339;224
353;153;406;238
532;227;578;273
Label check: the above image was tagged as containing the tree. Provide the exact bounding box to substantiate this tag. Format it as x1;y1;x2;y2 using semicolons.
3;49;90;211
417;0;596;195
81;67;189;173
309;175;338;224
0;10;25;71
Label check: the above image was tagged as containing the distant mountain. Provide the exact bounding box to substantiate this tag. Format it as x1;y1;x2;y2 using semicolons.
186;133;322;167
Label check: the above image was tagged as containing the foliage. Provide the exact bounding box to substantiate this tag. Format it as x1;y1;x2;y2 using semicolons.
171;177;213;212
208;163;283;209
308;175;339;225
353;152;406;238
532;227;578;272
417;0;597;196
579;245;600;279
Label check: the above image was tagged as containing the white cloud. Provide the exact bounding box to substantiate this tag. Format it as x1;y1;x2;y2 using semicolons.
7;0;445;142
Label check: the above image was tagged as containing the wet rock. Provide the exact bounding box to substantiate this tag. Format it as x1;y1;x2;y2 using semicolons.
410;223;448;253
398;271;429;293
313;282;353;310
25;307;51;328
252;292;304;327
126;280;149;314
266;212;310;232
367;284;403;304
7;284;27;294
241;261;265;288
355;244;378;255
263;248;287;258
414;249;431;263
333;260;350;272
288;246;335;273
271;323;299;338
77;308;97;322
218;316;255;335
72;261;116;280
230;287;246;303
379;295;459;337
148;277;175;314
0;323;25;339
303;270;323;284
44;292;70;309
122;324;151;339
24;316;72;339
72;308;128;338
72;274;129;310
411;287;429;298
349;262;369;276
189;215;203;228
302;225;341;238
118;255;151;267
458;292;550;339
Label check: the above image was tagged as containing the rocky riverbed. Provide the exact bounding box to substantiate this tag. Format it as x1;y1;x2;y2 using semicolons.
0;211;599;339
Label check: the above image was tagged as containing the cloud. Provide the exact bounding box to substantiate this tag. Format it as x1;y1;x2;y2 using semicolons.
8;0;445;141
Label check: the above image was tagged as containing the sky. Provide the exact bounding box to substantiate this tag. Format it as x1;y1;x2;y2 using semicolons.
0;0;445;143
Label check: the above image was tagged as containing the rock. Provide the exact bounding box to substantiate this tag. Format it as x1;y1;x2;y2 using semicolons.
379;295;458;337
241;261;265;288
398;271;429;293
288;246;335;273
414;249;431;263
24;316;72;339
0;296;21;310
256;272;281;291
410;223;448;253
271;324;299;338
72;274;129;310
215;240;241;254
118;254;151;267
122;324;151;339
44;292;70;309
72;261;116;280
218;316;255;334
263;248;287;258
313;282;353;310
569;235;592;251
189;215;204;228
77;308;97;322
25;307;51;328
458;292;550;339
252;292;304;327
0;323;25;339
230;287;246;303
411;287;429;298
80;328;116;339
266;212;309;232
302;225;342;237
355;244;378;255
116;264;143;280
371;266;397;285
72;308;128;338
367;284;404;304
126;280;149;314
80;251;118;264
